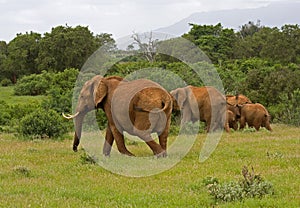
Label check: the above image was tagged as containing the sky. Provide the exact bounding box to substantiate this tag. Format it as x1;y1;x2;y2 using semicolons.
0;0;292;42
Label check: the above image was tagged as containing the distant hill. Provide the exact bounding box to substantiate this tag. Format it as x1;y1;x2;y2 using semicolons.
155;1;300;36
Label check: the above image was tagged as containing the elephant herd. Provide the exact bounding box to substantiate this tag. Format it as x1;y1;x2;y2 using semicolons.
63;75;272;157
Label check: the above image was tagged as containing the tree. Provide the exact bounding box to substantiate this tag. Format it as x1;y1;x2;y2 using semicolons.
238;20;262;38
0;41;8;80
3;32;41;83
182;23;236;63
233;24;300;63
131;32;159;62
37;25;114;72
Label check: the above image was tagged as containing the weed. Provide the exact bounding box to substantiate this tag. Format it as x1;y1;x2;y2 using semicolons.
206;166;274;203
266;151;284;159
80;152;97;165
13;166;31;177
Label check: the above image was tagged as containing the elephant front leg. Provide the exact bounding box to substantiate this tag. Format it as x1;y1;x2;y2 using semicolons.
103;126;114;156
239;117;246;130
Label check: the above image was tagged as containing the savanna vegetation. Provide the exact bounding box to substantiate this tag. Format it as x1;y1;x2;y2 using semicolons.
0;21;299;207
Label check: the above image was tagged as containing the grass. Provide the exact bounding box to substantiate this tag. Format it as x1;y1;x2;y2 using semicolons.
0;86;45;105
0;124;299;207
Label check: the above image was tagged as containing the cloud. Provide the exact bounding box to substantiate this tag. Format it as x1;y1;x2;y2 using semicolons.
0;0;276;41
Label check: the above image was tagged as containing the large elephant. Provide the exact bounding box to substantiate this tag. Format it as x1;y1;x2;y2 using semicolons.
170;86;227;132
239;103;272;131
64;76;173;157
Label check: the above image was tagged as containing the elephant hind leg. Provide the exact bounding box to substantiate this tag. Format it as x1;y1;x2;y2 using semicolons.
134;129;166;157
146;140;166;157
110;125;134;156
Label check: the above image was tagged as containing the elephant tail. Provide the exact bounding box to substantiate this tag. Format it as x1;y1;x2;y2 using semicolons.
134;93;173;114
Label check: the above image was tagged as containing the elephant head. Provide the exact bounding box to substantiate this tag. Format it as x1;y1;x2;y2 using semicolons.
63;75;104;151
170;86;199;124
226;94;252;105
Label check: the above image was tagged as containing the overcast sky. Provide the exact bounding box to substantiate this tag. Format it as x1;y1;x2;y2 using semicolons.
0;0;292;42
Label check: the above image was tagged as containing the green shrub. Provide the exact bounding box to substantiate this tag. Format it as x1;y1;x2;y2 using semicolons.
42;87;73;113
51;68;79;91
19;108;67;138
269;89;300;126
14;68;79;96
0;101;11;125
1;78;12;86
14;71;52;96
205;166;274;203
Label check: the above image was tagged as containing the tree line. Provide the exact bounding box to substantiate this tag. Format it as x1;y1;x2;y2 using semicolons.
0;25;115;83
0;22;299;138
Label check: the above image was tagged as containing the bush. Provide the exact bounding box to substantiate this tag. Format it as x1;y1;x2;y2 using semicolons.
1;78;12;86
42;87;73;113
14;71;52;96
20;108;67;138
51;68;79;91
205;166;274;203
269;89;300;126
14;68;79;96
0;101;11;125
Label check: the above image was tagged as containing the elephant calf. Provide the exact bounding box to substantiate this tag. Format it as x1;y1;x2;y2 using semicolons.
225;110;238;132
239;103;272;131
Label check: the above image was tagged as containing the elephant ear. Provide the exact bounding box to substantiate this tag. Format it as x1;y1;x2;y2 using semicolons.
94;80;108;108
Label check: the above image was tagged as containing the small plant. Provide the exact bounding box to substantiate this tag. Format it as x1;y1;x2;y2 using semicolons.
266;151;284;159
13;166;31;177
206;166;274;203
80;152;97;165
240;166;274;199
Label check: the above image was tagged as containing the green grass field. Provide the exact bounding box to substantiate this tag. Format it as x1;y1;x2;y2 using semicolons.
0;86;45;105
0;124;299;207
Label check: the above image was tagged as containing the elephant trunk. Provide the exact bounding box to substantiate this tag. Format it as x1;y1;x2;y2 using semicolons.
73;112;86;152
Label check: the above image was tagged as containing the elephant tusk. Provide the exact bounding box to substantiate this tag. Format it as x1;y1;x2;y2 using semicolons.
62;112;80;119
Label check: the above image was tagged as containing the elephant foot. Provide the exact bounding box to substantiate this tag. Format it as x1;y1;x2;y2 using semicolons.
120;150;135;157
103;152;111;157
155;150;167;158
73;144;78;152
